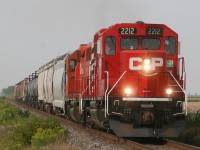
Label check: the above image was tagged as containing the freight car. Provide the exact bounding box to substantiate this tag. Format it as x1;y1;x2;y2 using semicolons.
14;22;186;137
14;78;28;102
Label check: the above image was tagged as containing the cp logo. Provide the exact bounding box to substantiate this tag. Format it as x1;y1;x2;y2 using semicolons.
129;57;163;70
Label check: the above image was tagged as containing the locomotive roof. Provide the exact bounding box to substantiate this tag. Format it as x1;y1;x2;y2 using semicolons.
94;22;177;40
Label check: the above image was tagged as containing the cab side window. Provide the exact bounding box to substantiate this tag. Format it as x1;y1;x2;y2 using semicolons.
70;59;77;72
105;36;116;55
165;36;176;55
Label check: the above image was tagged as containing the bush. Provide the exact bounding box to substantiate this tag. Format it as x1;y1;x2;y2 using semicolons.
0;107;18;124
185;112;200;128
0;98;10;110
0;105;30;125
4;116;66;149
31;128;65;150
179;127;200;146
0;96;6;100
0;99;68;149
177;113;200;147
7;116;54;144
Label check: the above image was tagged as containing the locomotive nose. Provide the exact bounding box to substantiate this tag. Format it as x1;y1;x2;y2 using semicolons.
120;51;166;73
120;51;166;97
120;50;166;73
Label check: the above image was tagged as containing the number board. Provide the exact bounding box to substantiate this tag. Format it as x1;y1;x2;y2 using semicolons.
146;27;163;35
118;27;137;35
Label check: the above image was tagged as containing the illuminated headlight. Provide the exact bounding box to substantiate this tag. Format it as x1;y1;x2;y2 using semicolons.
144;65;150;71
143;59;151;71
166;88;172;95
124;88;132;95
144;59;150;65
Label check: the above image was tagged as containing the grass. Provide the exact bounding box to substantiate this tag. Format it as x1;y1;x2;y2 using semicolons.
171;112;200;147
187;97;200;102
0;97;80;150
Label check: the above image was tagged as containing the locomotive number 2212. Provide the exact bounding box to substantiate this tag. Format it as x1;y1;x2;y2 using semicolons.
119;28;136;34
146;27;162;35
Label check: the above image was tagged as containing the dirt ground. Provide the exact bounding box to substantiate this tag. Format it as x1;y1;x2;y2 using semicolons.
187;102;200;113
0;126;8;138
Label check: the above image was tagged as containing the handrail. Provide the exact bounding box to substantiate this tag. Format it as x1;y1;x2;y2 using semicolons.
79;98;82;114
79;74;96;114
169;71;187;115
183;72;186;91
104;71;109;117
178;57;185;80
106;71;127;116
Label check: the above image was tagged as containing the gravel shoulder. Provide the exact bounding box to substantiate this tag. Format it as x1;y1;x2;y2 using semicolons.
63;124;132;150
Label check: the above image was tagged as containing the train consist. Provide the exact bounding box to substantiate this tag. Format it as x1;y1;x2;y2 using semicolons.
14;22;186;137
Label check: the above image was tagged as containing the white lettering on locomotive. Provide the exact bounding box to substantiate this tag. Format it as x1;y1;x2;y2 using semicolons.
129;57;163;70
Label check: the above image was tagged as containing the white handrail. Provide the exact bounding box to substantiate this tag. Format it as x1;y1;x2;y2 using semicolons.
104;71;109;117
169;71;187;115
79;98;83;114
106;71;127;116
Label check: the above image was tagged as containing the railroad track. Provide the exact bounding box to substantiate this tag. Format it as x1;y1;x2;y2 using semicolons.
164;139;200;150
7;99;200;150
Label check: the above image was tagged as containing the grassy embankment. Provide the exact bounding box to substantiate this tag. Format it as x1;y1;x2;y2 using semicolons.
0;97;80;150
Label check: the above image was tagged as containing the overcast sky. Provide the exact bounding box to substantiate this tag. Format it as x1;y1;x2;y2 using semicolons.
0;0;199;94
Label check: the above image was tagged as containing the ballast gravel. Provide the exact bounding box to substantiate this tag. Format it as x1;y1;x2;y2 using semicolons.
62;124;132;150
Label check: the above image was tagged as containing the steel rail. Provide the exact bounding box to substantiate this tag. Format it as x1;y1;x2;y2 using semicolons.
165;139;200;150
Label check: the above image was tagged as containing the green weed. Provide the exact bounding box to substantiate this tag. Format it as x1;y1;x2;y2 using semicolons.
0;99;68;150
31;128;65;150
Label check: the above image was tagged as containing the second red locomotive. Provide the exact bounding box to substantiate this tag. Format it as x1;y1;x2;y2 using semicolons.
14;22;186;137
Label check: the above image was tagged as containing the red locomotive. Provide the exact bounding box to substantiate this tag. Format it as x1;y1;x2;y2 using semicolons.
14;22;186;137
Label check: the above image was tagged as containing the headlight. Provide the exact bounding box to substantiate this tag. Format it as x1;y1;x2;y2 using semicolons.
144;65;150;71
144;59;150;65
166;88;172;95
143;59;151;71
124;88;132;95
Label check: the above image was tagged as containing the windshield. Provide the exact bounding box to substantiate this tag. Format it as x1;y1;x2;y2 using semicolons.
120;37;161;50
165;36;175;55
142;38;160;50
120;37;138;50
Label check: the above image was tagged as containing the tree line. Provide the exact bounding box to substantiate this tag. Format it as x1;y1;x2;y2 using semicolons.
0;86;14;96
